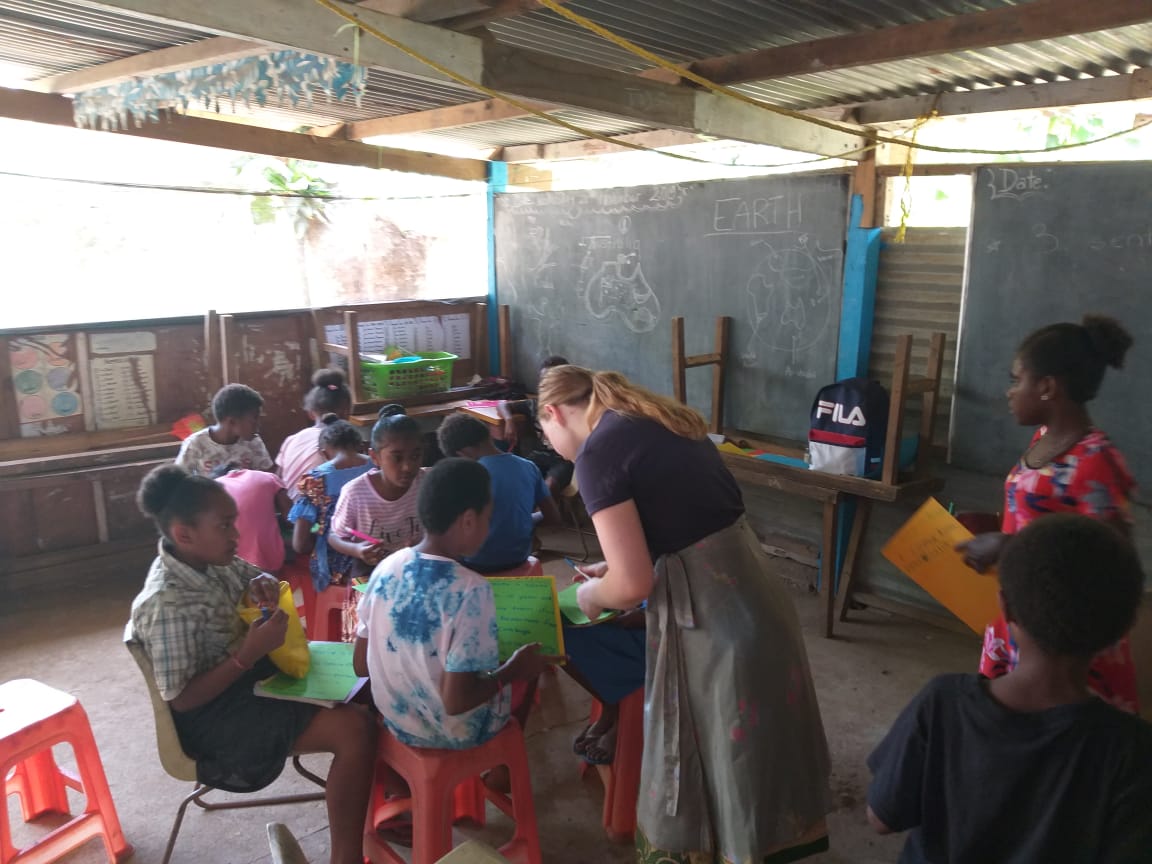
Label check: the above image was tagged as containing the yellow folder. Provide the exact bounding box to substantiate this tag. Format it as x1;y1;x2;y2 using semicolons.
882;498;1001;634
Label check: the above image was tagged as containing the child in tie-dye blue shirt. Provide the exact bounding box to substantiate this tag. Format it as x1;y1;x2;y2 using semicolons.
354;458;556;750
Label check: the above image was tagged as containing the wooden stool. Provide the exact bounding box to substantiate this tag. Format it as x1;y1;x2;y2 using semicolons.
364;721;541;864
581;688;644;843
0;679;132;863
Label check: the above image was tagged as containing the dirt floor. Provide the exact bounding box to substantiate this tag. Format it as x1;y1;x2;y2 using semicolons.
1;535;977;863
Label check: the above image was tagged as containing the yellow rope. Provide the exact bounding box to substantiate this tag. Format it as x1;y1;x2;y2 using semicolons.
533;0;1151;158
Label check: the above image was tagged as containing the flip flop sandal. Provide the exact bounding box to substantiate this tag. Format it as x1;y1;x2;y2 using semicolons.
582;739;616;766
572;723;596;756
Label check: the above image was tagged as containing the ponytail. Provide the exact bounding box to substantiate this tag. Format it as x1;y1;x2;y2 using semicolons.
539;365;708;440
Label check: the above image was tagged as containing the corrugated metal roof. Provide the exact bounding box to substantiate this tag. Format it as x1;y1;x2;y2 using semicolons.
0;0;1149;150
0;0;203;77
486;0;1027;71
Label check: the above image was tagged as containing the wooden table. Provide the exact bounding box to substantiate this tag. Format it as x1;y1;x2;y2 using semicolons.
350;398;486;428
720;452;944;637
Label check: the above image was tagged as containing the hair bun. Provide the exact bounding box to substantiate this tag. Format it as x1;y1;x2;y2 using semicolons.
320;412;341;425
312;368;347;389
378;403;406;419
137;463;190;518
1082;315;1133;369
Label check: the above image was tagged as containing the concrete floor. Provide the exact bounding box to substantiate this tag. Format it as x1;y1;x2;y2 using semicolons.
2;539;978;864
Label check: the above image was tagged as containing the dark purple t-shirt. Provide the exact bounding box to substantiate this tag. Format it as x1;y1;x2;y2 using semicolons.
575;410;744;558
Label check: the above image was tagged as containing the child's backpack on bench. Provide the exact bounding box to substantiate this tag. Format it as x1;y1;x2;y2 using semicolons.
808;378;890;476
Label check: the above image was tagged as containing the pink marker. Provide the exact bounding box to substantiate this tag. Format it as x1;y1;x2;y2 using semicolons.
348;528;383;545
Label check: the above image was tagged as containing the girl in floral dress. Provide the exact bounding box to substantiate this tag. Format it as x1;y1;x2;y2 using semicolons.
958;315;1138;712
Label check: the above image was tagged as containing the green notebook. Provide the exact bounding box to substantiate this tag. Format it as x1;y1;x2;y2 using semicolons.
486;576;566;662
558;581;620;627
254;641;364;707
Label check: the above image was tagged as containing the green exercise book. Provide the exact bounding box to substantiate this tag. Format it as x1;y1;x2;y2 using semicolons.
557;582;620;627
253;641;364;708
485;576;566;662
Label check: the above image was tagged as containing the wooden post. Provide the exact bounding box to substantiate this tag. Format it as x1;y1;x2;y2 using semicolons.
498;304;512;379
710;316;730;435
851;144;878;228
881;334;912;486
343;311;363;405
837;499;872;622
822;498;839;638
473;302;489;381
204;309;223;392
219;314;239;384
919;332;946;450
671;316;687;405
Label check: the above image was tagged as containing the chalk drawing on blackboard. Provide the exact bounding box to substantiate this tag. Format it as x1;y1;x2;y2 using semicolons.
1033;223;1059;254
502;221;559;306
987;240;1002;253
524;296;564;358
583;250;661;333
740;236;842;368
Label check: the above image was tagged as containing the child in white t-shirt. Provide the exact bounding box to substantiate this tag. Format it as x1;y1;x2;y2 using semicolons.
176;384;273;476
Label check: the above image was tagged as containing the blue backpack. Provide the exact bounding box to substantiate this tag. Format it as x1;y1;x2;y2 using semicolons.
808;378;890;476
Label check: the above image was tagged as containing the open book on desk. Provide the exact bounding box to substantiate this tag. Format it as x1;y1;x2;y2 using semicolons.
254;641;366;708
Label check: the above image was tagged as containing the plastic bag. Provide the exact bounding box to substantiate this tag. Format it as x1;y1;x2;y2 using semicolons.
238;579;311;678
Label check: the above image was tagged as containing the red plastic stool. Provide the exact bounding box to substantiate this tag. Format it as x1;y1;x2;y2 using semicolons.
364;721;542;864
307;583;352;642
580;688;644;843
483;557;543;580
0;679;133;863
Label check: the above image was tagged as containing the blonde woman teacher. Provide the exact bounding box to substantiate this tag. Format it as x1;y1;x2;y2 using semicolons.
539;366;832;864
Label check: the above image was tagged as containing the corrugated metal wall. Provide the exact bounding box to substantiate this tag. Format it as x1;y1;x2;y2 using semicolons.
868;227;967;447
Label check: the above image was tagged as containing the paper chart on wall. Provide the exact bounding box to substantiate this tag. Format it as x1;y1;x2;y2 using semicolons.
88;331;157;355
9;334;84;436
388;318;417;354
413;316;445;352
90;354;158;430
441;313;471;360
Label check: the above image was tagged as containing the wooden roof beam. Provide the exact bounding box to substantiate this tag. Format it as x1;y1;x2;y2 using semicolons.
853;69;1152;125
347;97;555;140
0;87;549;186
70;0;867;158
500;129;707;162
688;0;1152;86
28;36;268;94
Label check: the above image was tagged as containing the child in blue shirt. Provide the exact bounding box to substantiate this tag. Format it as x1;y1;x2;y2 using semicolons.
868;513;1152;863
437;413;559;573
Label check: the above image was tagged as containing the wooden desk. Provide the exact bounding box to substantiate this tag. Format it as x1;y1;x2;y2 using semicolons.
459;404;502;426
720;452;944;637
349;399;479;427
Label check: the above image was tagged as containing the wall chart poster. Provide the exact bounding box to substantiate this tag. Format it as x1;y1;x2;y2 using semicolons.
90;353;158;430
9;333;84;437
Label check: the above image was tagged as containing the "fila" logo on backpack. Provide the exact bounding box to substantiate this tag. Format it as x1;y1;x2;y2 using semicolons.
815;400;866;427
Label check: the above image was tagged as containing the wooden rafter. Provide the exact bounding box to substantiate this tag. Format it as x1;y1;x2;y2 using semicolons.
688;0;1152;86
68;0;867;158
0;87;550;186
347;97;555;140
29;36;267;94
500;129;706;162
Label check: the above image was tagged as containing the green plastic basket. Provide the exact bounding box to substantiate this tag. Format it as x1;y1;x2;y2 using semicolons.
360;352;457;398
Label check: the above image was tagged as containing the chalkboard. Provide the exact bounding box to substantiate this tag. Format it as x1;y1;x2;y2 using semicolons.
495;175;849;441
953;163;1152;488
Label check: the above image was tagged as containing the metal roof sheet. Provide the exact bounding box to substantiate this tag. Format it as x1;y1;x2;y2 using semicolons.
0;0;1149;150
